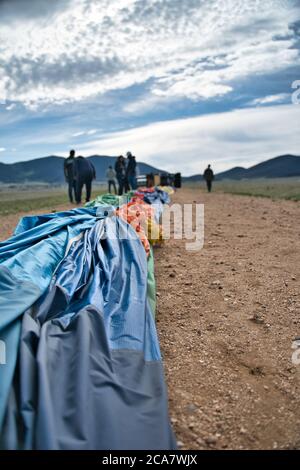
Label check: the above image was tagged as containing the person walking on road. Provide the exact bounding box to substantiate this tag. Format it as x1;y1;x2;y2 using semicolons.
74;156;96;203
106;165;117;194
203;164;214;193
64;149;76;203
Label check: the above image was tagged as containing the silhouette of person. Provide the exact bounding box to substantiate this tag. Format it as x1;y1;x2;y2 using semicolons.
64;149;76;203
203;164;214;193
74;156;96;203
106;165;117;194
115;155;126;195
126;151;137;190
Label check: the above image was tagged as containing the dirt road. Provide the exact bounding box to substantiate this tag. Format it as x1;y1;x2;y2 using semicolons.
0;189;300;449
156;188;300;449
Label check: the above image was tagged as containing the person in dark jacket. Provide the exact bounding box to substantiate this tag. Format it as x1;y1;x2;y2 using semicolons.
126;151;137;190
74;156;96;203
115;155;126;195
203;164;214;193
64;149;76;203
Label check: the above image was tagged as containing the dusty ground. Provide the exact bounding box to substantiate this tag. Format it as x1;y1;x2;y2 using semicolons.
0;203;74;240
0;189;300;450
156;188;300;450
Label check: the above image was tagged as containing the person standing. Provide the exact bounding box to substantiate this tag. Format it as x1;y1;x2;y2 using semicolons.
64;149;76;203
115;155;126;195
106;165;117;194
126;151;137;190
203;164;214;193
74;156;96;203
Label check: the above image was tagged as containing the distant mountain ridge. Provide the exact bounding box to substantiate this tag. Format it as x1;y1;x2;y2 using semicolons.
184;154;300;181
0;155;163;184
0;154;299;183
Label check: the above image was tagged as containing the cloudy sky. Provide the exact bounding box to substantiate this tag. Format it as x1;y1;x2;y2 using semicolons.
0;0;299;174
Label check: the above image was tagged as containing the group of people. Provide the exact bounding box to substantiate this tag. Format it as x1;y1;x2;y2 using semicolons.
106;152;138;195
64;150;96;204
64;150;138;204
106;159;214;194
64;149;215;203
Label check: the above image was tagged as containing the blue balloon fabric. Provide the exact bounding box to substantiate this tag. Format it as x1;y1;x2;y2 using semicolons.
0;192;176;450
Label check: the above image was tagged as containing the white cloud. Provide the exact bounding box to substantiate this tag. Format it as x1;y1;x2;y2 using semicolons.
78;104;300;175
0;0;71;21
72;131;85;137
123;94;170;114
0;0;299;108
72;129;99;137
5;103;16;111
249;93;290;106
0;147;6;152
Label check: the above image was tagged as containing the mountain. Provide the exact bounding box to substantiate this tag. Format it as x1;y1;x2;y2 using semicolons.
215;166;248;180
1;153;299;184
244;154;300;179
0;156;64;184
184;154;300;181
185;166;248;181
0;155;163;184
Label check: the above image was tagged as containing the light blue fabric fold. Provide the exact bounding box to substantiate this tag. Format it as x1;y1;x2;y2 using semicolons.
1;217;175;450
0;207;103;429
0;192;175;449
